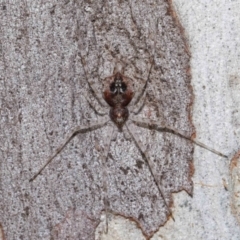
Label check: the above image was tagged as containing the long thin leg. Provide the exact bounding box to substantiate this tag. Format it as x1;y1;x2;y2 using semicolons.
129;92;147;115
29;118;109;182
125;123;175;221
129;60;153;115
79;53;107;108
130;118;228;158
130;59;154;108
83;91;108;116
77;19;107;109
100;125;115;233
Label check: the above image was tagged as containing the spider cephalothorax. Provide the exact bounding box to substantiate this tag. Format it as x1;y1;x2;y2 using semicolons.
103;72;134;129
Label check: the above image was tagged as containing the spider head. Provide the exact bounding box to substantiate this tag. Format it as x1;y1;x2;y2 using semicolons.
109;72;127;95
103;72;134;108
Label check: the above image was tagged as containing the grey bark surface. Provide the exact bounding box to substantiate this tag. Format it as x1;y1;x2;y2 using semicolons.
0;0;195;239
3;0;240;240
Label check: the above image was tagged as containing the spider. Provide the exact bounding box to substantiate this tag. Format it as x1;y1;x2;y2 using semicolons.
29;59;227;231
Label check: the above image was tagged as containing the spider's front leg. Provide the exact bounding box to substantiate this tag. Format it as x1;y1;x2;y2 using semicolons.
129;61;153;115
29;117;109;182
129;90;147;115
78;52;108;116
130;117;228;158
83;91;108;116
79;52;108;112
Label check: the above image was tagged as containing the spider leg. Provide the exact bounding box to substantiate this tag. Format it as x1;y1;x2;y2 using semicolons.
100;125;115;233
83;91;108;116
76;19;107;109
122;125;131;140
29;118;110;182
125;123;175;221
111;128;118;141
129;91;147;115
130;60;154;108
79;52;107;108
130;117;228;158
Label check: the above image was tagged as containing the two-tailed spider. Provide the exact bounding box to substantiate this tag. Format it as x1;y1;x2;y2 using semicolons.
30;59;228;226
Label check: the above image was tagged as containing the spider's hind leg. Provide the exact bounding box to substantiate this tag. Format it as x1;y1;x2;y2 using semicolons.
125;122;175;221
130;117;228;158
29;117;109;182
99;125;116;233
122;125;131;140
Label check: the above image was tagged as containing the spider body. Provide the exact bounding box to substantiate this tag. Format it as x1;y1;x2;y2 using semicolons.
103;72;134;129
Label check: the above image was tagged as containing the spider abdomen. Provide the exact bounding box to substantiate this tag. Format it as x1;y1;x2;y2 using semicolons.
110;106;129;128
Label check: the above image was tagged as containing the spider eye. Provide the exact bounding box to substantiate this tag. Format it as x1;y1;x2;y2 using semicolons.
110;82;116;93
121;82;127;92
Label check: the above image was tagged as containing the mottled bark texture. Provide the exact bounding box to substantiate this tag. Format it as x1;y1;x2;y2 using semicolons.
0;0;193;239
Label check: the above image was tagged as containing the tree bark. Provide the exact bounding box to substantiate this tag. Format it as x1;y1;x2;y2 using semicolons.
1;0;240;240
